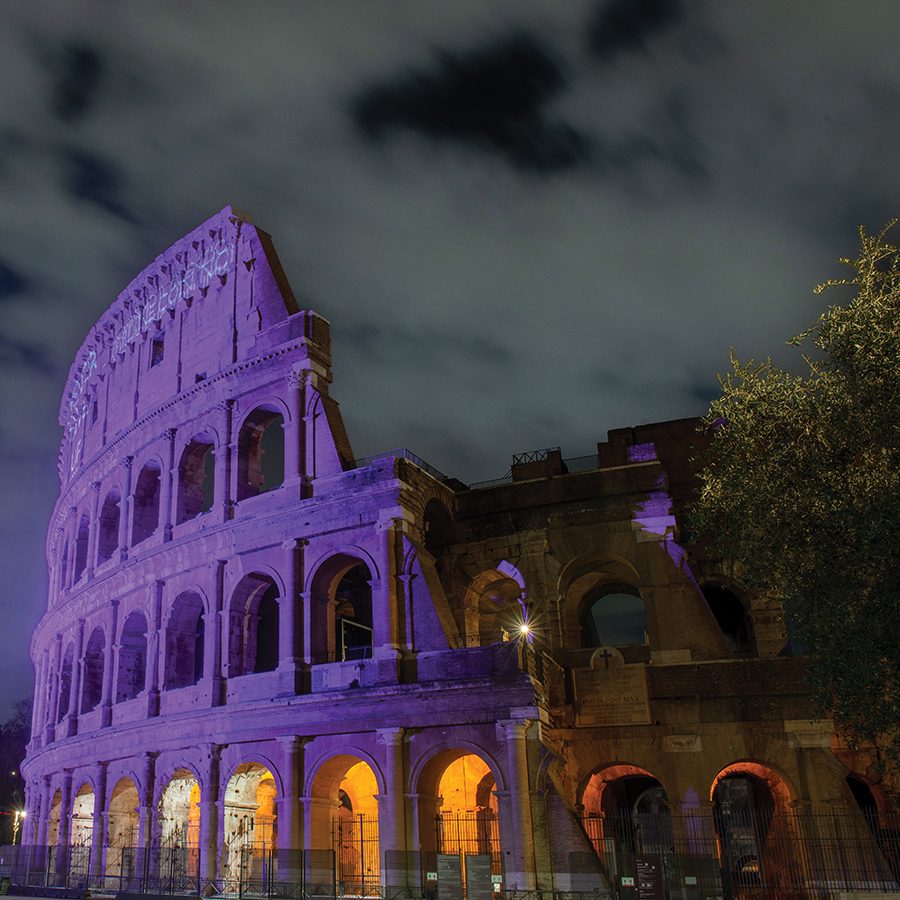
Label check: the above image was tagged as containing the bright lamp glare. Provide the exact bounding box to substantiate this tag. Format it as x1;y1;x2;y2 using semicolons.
518;623;530;635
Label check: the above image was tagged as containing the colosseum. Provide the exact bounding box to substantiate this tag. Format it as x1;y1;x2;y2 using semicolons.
18;207;899;898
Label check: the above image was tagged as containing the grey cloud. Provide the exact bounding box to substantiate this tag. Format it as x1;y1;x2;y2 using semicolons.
49;40;104;123
0;259;29;300
587;0;683;62
60;146;136;223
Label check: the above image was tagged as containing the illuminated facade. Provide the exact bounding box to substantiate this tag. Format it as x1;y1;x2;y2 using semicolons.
20;209;898;897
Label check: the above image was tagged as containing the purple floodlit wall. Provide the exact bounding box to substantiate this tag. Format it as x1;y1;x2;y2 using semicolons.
20;210;862;897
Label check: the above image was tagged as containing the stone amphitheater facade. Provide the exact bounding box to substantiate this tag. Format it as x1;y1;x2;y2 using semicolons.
20;208;896;898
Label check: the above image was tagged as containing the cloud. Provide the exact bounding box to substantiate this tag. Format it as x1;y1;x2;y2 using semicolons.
587;0;683;62
49;40;104;123
0;259;29;301
349;31;590;174
60;146;136;223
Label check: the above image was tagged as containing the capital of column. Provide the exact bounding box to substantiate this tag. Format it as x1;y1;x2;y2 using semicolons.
497;718;532;741
164;427;177;442
121;454;134;469
90;481;101;493
286;370;309;390
376;727;406;747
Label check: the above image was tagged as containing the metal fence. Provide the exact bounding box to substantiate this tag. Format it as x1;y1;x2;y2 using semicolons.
580;808;900;898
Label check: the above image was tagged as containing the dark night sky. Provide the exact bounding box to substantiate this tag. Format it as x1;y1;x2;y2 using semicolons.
1;1;899;716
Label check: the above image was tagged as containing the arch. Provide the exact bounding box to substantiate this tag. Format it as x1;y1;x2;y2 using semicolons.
579;583;647;648
579;764;672;865
57;643;74;723
307;753;381;893
227;573;281;677
80;627;105;713
73;514;90;582
222;762;279;884
96;488;121;565
307;553;375;664
414;747;504;879
702;583;756;657
157;768;200;878
236;406;285;501
70;781;95;847
116;611;148;702
59;538;70;592
164;591;205;690
132;460;162;545
710;762;798;893
106;777;140;879
176;435;216;524
462;567;525;646
47;789;62;848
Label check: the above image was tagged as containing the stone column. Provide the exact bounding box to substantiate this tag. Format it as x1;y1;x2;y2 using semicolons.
377;728;407;888
498;719;537;890
208;560;226;706
146;581;163;717
300;591;313;666
160;428;177;541
277;736;305;880
31;650;48;744
214;400;234;523
66;620;85;736
136;753;156;883
100;600;119;727
118;456;133;561
65;511;77;590
46;635;62;744
86;481;101;579
279;541;302;683
284;372;307;490
89;762;108;879
53;526;65;604
56;771;73;879
373;515;400;656
198;745;221;886
36;776;52;849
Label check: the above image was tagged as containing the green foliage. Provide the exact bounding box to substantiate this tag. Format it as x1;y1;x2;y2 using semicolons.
0;699;31;843
693;222;900;757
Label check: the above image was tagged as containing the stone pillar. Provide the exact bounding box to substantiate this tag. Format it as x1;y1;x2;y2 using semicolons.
300;591;313;666
208;560;226;706
89;762;108;879
31;650;48;744
119;456;133;561
53;526;65;604
66;620;86;736
198;744;221;886
498;719;537;890
56;771;73;878
65;511;77;590
160;428;177;541
214;400;234;523
146;581;163;716
284;372;307;490
46;635;62;744
86;481;101;579
36;776;52;849
136;753;156;883
277;736;305;880
100;600;119;727
377;728;408;888
373;515;400;655
279;541;302;681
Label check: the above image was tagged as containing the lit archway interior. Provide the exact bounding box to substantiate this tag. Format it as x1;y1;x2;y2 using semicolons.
223;763;278;884
106;777;140;879
70;783;94;847
437;754;499;862
309;755;380;892
158;768;200;869
47;789;61;848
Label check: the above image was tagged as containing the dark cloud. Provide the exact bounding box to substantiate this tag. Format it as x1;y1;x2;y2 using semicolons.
60;146;135;222
350;32;589;174
51;41;104;123
587;0;682;62
0;259;28;300
0;334;56;373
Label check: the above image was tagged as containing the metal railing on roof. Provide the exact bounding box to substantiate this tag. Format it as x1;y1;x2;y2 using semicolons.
352;447;449;483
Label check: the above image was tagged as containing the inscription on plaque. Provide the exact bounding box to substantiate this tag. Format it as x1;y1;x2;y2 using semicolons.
574;647;651;726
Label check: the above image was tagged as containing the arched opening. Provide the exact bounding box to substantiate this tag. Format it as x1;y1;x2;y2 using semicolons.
462;568;524;646
73;514;90;582
236;408;284;501
80;627;105;713
227;574;280;677
176;437;216;524
97;489;121;565
309;556;374;664
711;763;796;895
164;592;205;690
59;539;70;592
47;789;61;847
106;777;140;881
580;584;647;648
70;782;95;847
580;765;672;870
703;584;755;657
57;644;74;723
132;462;161;545
309;755;380;894
157;769;200;880
116;612;148;702
845;775;899;886
223;763;278;887
416;750;502;884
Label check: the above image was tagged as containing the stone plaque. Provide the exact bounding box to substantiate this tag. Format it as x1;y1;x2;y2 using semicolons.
574;647;651;726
